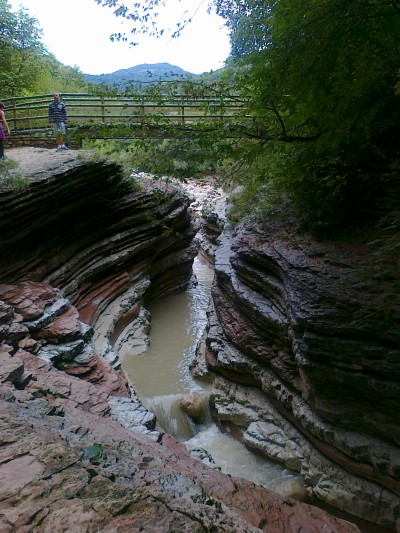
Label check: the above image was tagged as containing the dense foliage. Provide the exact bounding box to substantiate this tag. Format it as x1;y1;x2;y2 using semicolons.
215;0;400;231
97;0;400;234
0;0;86;97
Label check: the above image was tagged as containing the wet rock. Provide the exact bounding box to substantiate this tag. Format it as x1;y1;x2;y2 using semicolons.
113;306;151;359
37;338;86;366
0;301;14;343
0;352;24;385
180;392;205;420
108;395;160;440
196;219;400;529
13;370;33;390
35;305;89;342
17;336;38;353
0;281;129;400
0;149;362;532
190;328;217;381
275;479;310;503
244;420;304;471
0;282;57;320
181;176;227;264
186;445;220;469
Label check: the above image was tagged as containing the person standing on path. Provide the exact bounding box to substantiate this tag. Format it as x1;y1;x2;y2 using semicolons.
0;102;11;159
48;93;68;150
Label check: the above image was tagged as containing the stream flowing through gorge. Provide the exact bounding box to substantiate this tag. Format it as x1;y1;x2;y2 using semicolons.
122;255;298;492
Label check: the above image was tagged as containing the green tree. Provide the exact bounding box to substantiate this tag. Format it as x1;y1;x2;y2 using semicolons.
0;0;86;97
35;55;87;94
214;0;400;230
96;0;400;232
0;0;47;95
95;0;197;43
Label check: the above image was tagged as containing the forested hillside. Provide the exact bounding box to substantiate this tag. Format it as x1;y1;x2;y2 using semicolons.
84;62;197;88
0;0;197;95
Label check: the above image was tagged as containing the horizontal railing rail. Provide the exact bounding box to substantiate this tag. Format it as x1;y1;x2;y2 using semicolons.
3;93;250;133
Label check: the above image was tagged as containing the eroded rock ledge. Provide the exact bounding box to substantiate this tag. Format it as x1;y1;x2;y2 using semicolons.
0;279;359;532
0;148;358;532
0;148;198;306
193;216;400;530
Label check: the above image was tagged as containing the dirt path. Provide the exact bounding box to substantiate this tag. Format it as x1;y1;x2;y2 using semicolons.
4;147;93;181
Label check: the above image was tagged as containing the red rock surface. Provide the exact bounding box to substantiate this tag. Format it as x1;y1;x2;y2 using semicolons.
0;362;359;533
0;282;359;531
0;282;56;320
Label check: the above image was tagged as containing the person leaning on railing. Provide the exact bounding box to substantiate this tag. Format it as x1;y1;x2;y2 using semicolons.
0;101;11;159
48;92;68;151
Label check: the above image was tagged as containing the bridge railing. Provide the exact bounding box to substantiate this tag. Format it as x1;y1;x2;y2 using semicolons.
3;93;248;132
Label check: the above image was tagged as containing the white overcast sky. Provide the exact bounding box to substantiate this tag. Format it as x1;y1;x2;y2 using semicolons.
10;0;231;75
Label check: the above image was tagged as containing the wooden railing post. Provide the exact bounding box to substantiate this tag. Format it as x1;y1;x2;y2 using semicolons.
140;98;145;134
180;95;185;125
101;96;105;122
13;98;17;131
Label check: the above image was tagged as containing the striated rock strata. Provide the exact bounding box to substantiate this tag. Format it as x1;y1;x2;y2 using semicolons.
0;355;359;532
193;217;400;530
0;148;198;306
0;148;358;532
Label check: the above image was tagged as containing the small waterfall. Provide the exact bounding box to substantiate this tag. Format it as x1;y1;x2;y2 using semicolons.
121;256;299;491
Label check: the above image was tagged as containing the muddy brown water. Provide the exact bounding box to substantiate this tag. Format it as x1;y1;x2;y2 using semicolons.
122;256;298;491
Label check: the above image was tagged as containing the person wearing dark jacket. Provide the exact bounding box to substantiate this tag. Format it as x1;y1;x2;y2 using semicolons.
48;93;68;150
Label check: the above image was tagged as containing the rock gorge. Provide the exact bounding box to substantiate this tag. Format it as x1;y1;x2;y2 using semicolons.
193;206;400;530
0;146;397;531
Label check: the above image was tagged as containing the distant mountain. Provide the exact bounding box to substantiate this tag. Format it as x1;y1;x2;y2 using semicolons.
84;63;198;88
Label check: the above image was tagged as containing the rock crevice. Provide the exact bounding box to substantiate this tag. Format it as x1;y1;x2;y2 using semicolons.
0;148;359;532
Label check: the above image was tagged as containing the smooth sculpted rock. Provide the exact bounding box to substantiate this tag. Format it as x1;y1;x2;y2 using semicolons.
180;392;206;420
195;219;400;530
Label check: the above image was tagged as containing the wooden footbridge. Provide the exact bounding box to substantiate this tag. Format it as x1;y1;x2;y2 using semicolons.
3;93;253;145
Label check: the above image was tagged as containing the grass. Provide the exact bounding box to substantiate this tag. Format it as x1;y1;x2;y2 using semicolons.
0;158;29;192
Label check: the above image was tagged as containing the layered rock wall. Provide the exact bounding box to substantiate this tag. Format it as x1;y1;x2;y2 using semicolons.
0;148;359;532
0;146;200;425
0;148;197;308
193;218;400;530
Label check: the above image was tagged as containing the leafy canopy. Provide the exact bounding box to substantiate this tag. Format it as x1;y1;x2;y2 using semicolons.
95;0;205;43
94;0;400;232
212;0;399;221
0;0;86;97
